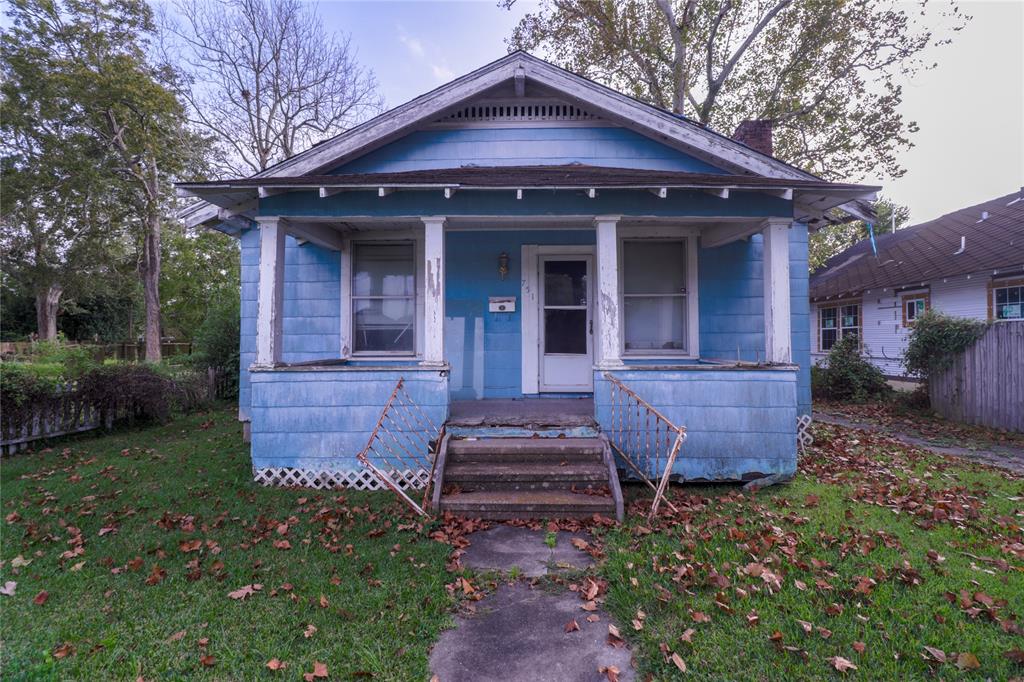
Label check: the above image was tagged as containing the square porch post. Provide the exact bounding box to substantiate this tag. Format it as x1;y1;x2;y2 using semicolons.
422;216;446;367
255;216;286;367
762;219;792;364
595;215;625;369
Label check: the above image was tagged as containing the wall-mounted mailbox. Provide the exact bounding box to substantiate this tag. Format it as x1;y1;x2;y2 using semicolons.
488;296;516;313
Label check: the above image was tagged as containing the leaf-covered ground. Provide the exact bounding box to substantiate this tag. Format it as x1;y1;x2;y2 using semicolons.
2;408;1022;680
594;424;1024;680
0;406;455;680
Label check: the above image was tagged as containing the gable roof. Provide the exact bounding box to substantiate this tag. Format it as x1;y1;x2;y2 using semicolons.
809;190;1024;300
179;51;876;227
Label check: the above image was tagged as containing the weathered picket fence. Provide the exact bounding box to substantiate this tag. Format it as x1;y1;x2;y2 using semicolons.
1;367;234;456
928;321;1024;433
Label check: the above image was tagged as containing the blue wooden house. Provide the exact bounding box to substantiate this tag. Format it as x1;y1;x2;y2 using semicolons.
179;52;878;519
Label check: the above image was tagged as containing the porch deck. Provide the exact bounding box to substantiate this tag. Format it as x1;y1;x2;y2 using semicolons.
447;398;596;429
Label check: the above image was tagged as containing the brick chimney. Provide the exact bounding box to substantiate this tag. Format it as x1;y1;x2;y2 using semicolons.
732;119;774;157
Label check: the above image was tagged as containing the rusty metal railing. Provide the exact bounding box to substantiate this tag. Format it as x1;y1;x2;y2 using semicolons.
603;372;686;519
356;378;444;516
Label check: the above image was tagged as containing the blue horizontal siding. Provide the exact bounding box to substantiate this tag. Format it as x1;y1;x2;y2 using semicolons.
249;369;448;469
332;127;728;175
594;368;797;480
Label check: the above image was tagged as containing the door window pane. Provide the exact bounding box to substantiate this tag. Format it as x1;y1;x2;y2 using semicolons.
623;240;685;294
544;260;587;306
544;309;587;354
623;297;686;351
354;298;415;352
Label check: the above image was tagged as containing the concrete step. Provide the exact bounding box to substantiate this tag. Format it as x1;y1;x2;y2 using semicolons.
446;437;605;464
438;490;617;520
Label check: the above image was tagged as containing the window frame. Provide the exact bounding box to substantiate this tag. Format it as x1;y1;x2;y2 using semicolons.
818;300;861;352
990;277;1024;322
616;229;699;359
341;232;424;359
901;292;930;327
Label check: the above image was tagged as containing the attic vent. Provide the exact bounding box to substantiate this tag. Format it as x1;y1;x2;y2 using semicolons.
438;99;600;124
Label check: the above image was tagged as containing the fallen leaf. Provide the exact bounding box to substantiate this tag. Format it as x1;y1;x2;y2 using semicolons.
319;594;329;608
571;538;589;550
923;646;947;663
11;555;31;568
955;652;980;670
273;539;291;551
564;619;580;633
581;600;598;612
227;583;263;600
303;623;317;638
145;565;166;586
266;658;287;671
52;642;74;659
829;656;858;673
200;654;216;667
0;581;15;597
303;661;328;681
599;665;620;681
852;641;866;654
670;652;687;672
680;628;696;643
691;611;711;623
33;590;49;605
1004;649;1024;664
167;630;186;643
70;561;86;572
796;619;813;634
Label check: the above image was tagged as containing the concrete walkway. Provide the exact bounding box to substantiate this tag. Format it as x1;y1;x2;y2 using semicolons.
430;526;634;682
813;411;1024;475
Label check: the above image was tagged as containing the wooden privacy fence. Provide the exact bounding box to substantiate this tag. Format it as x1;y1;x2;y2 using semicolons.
928;321;1024;433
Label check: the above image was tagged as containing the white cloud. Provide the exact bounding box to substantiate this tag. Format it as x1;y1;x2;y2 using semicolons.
397;26;425;58
431;63;456;82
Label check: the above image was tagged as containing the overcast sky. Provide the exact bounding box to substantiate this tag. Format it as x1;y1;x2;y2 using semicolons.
316;0;1024;225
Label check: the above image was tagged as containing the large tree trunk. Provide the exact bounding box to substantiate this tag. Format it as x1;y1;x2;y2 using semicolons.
34;283;63;340
141;202;162;362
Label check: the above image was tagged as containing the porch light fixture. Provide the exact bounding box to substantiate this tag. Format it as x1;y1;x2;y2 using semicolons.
498;251;510;280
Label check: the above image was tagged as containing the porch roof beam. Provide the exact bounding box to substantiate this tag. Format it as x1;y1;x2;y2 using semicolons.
701;221;766;249
282;219;345;251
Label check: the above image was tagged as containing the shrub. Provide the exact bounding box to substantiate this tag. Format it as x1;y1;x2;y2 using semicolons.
903;310;987;379
192;294;240;398
17;338;101;379
813;336;891;403
0;362;62;428
77;364;184;424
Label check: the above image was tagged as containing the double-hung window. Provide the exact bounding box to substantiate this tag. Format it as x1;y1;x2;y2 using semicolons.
351;242;415;354
819;303;860;351
993;283;1023;320
622;239;688;355
902;293;928;326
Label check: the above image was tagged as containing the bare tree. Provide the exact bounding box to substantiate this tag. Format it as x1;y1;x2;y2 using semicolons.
165;0;382;177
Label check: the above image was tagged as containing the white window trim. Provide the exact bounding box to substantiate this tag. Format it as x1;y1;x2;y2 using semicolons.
817;301;861;352
617;227;700;360
340;230;424;361
992;283;1024;321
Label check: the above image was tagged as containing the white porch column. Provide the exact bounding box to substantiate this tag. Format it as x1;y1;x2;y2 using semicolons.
255;216;286;366
762;219;792;364
595;215;624;368
421;216;446;366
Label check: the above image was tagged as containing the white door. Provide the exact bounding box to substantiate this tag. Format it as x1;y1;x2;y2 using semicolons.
539;255;594;392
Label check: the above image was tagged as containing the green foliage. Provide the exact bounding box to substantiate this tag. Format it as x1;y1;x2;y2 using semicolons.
813;336;890;403
22;339;102;378
191;293;240;397
76;364;184;424
160;223;240;341
0;362;62;424
903;310;987;379
506;1;968;180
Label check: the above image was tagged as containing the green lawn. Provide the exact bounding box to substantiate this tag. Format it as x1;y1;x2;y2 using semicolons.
597;424;1024;681
0;406;455;680
2;409;1022;680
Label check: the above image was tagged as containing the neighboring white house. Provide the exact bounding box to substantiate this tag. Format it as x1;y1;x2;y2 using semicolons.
810;190;1024;377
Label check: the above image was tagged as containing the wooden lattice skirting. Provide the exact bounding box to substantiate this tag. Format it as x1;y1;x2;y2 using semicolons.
253;467;430;491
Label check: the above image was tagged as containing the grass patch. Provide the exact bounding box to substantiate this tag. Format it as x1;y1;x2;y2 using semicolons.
1;406;454;680
592;424;1024;681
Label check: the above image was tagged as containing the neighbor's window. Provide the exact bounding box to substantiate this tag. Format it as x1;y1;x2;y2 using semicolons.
902;294;928;326
622;239;688;354
819;303;860;351
994;284;1023;320
352;242;415;353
